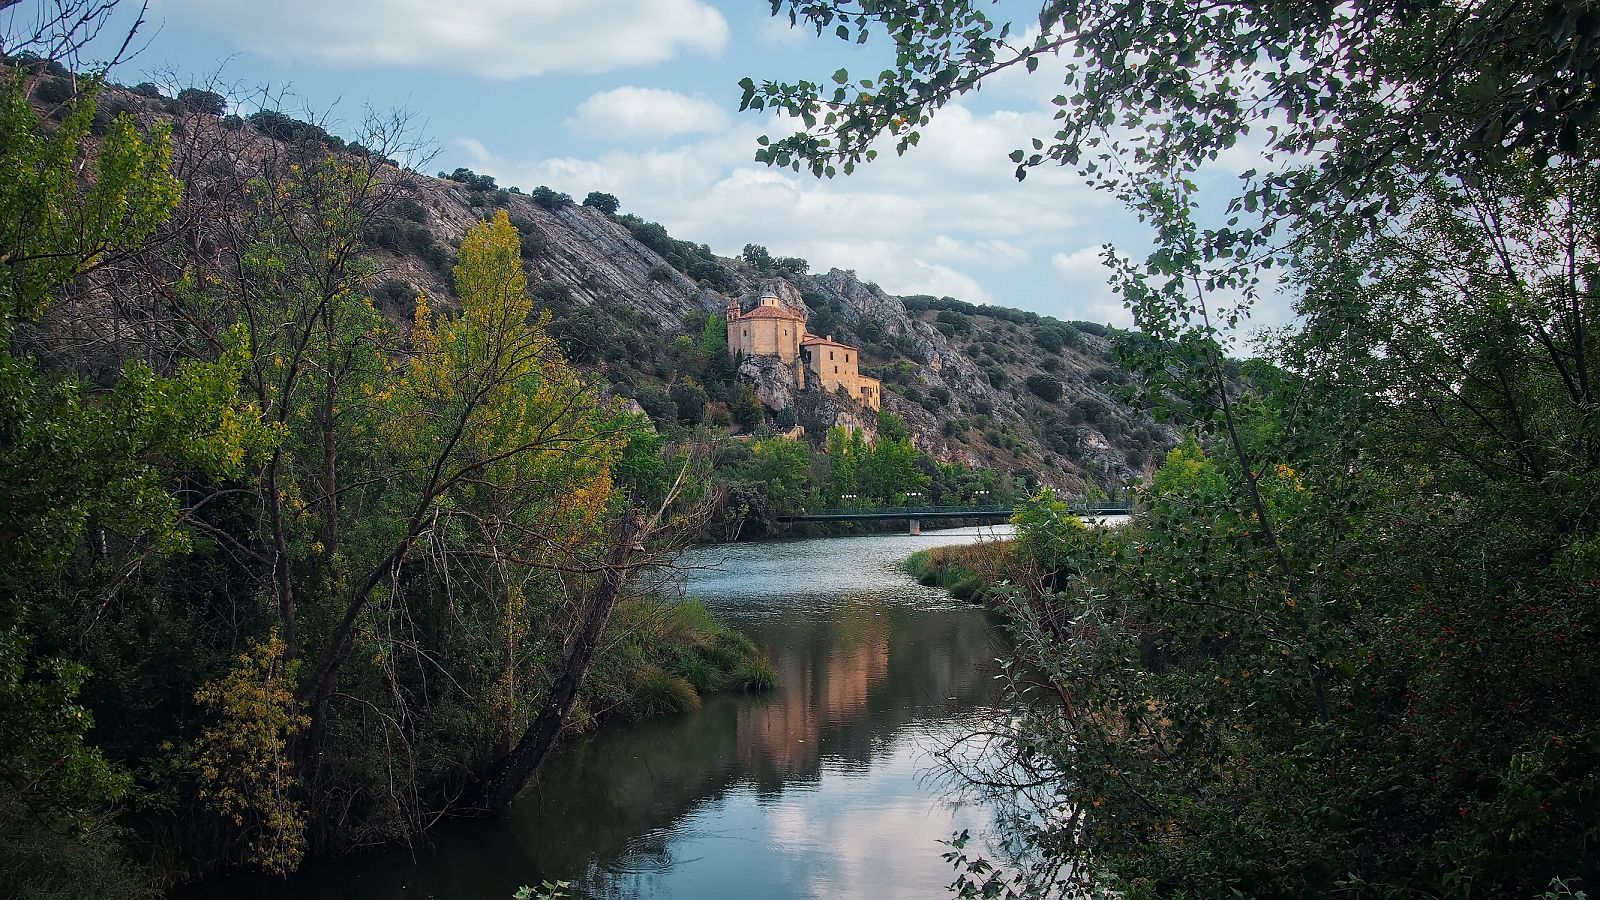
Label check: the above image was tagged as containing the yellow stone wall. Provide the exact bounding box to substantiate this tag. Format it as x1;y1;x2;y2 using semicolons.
729;317;802;363
804;343;881;411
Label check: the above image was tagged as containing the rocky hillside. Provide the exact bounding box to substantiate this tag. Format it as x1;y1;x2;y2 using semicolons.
353;169;1174;490
48;77;1173;492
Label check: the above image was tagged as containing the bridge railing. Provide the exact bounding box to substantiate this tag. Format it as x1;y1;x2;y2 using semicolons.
798;504;1017;518
785;504;1133;519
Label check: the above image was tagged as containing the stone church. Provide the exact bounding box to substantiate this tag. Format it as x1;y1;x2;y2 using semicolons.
725;293;881;411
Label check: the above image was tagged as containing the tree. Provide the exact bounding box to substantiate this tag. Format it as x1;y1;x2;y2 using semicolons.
670;380;708;425
0;68;263;889
741;243;774;271
529;185;573;210
176;87;226;116
581;191;619;214
743;3;1600;896
773;255;809;275
1025;373;1063;402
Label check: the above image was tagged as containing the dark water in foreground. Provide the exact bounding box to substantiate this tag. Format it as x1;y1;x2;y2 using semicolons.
195;526;1014;900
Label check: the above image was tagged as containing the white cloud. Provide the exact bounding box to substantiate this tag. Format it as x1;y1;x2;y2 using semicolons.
457;93;1138;322
1052;247;1131;326
756;14;810;45
158;0;729;78
565;86;729;142
929;235;1030;266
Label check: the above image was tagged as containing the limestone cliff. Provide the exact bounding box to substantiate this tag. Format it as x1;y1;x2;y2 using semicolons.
85;91;1171;492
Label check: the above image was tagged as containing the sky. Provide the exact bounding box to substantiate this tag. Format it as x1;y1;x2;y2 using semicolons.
63;0;1293;333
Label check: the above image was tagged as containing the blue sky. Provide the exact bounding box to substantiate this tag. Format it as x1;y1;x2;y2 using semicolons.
70;0;1289;334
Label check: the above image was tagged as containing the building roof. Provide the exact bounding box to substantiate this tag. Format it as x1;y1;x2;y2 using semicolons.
800;333;860;350
737;304;806;322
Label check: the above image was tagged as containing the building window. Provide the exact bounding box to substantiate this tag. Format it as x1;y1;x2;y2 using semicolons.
834;366;839;374
845;353;850;362
829;350;834;360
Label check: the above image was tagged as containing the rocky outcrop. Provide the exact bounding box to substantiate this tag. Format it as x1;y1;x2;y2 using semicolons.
69;85;1167;491
795;384;876;442
737;354;798;413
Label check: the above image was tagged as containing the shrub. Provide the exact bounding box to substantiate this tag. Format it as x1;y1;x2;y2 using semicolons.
506;214;545;258
632;667;701;717
647;263;675;283
372;279;415;319
581;191;619;214
1026;373;1064;402
732;660;778;692
670;381;708;425
176;87;226;116
131;81;165;99
34;76;75;105
529;185;573;210
443;167;498;192
248;110;341;147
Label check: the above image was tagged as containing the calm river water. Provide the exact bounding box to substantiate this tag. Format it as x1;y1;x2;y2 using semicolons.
198;525;1014;900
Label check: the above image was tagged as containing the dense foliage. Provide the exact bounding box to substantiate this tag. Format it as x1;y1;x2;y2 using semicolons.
0;65;762;896
749;0;1600;896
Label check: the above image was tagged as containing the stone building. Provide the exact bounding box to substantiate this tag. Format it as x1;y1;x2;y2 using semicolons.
726;293;881;411
800;334;880;409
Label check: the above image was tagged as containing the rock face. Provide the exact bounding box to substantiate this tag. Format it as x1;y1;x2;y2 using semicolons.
44;87;1169;492
128;97;1168;491
389;177;1168;488
737;354;798;413
796;385;876;443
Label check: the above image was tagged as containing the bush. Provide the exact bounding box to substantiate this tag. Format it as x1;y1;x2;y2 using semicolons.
581;191;619;214
506;214;545;258
176;87;226;116
670;381;708;425
647;263;675;283
248;110;341;147
34;76;75;105
131;82;165;100
632;667;701;717
390;198;428;224
1026;374;1064;402
529;185;573;210
372;279;415;319
443;167;498;192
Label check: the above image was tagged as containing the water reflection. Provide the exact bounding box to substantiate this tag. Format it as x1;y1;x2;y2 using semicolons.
186;526;1013;900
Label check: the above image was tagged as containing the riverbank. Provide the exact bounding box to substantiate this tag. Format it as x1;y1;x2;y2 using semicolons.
580;599;777;725
182;526;1011;900
904;540;1015;602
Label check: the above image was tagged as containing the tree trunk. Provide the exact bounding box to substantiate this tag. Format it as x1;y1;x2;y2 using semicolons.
468;509;644;813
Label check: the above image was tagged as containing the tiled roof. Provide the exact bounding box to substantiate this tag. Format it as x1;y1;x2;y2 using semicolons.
799;333;859;349
737;305;806;321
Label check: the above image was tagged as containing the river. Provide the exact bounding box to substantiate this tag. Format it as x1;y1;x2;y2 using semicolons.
197;525;1015;899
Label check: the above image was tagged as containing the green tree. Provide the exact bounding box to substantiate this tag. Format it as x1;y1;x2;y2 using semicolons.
0;70;265;887
741;243;774;271
581;191;620;214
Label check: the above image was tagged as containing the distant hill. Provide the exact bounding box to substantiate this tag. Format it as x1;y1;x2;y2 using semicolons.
32;73;1177;492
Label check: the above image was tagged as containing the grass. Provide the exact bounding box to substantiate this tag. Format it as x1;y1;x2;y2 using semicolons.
587;598;779;723
905;541;1015;602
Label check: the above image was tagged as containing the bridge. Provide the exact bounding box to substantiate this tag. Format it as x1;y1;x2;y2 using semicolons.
778;504;1133;534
